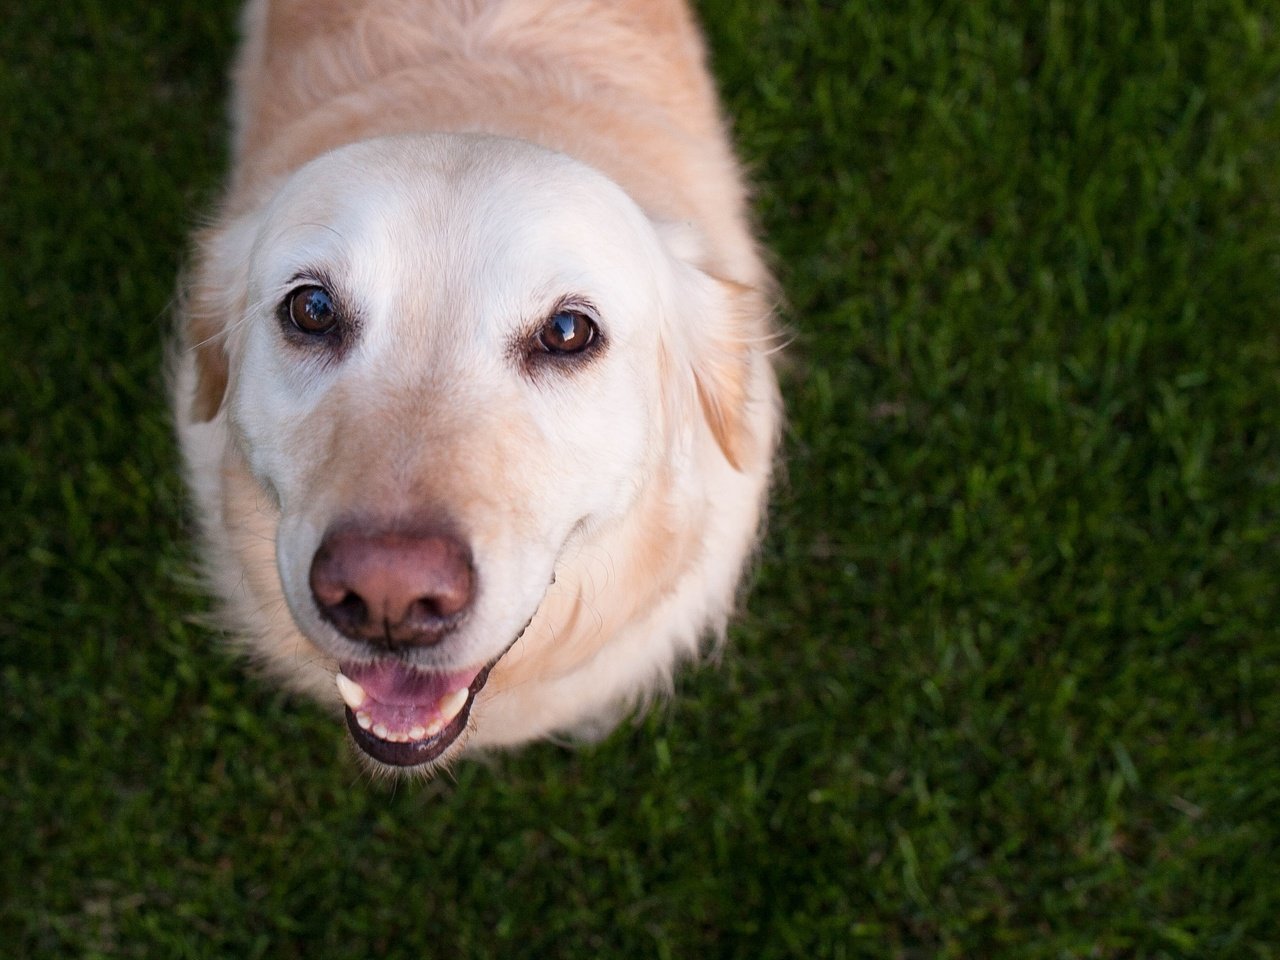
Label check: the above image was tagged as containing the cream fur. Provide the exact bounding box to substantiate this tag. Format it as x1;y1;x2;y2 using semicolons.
173;0;780;772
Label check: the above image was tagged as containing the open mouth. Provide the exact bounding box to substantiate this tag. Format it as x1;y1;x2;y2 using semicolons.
335;657;499;767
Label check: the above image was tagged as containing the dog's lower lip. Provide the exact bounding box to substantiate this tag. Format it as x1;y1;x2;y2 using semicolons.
344;696;472;767
343;654;501;768
338;608;535;768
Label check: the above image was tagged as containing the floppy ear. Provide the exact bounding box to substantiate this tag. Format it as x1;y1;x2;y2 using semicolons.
657;222;774;472
185;288;232;424
180;215;256;423
690;275;765;471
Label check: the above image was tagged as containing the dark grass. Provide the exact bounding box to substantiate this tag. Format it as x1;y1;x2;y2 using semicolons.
3;1;1278;956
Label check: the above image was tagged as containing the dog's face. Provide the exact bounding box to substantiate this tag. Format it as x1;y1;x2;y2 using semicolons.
181;135;760;773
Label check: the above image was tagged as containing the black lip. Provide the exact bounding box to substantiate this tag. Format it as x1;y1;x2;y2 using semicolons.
343;656;497;768
344;698;471;767
341;612;535;769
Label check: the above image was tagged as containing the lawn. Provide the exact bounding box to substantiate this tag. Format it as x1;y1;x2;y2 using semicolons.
2;0;1278;956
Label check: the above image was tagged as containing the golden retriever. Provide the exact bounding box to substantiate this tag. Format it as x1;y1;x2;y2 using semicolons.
173;0;780;774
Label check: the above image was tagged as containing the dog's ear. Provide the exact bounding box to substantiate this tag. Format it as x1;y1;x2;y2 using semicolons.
180;215;257;423
690;275;762;471
186;290;231;424
657;222;773;472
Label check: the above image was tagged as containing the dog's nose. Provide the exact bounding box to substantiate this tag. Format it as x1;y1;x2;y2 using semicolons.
309;524;475;647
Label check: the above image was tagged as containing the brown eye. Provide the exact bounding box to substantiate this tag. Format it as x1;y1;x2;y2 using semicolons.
537;309;597;354
285;285;339;335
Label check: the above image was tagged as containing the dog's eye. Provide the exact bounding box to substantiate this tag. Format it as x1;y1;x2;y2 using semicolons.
284;285;339;335
537;309;597;354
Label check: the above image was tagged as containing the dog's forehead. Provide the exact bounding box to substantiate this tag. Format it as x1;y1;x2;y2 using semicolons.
263;135;663;300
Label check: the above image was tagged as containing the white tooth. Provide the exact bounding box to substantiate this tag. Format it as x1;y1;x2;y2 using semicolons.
335;673;367;710
356;711;373;730
438;688;469;723
409;726;427;740
373;723;390;739
425;717;444;737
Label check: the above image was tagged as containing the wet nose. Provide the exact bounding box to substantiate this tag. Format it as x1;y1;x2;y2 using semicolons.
309;523;475;648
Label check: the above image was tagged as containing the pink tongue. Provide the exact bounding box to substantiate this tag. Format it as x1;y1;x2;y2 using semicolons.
342;660;481;707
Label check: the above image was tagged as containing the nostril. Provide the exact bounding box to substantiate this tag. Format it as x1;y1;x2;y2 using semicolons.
406;598;440;624
415;568;471;620
406;586;467;625
331;591;369;629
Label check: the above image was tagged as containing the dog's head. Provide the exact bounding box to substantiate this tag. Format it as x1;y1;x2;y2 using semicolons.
177;135;776;774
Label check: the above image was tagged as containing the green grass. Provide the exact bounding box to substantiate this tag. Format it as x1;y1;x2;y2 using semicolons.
3;0;1278;956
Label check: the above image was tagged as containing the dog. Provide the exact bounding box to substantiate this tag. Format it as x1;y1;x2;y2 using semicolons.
173;0;781;775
